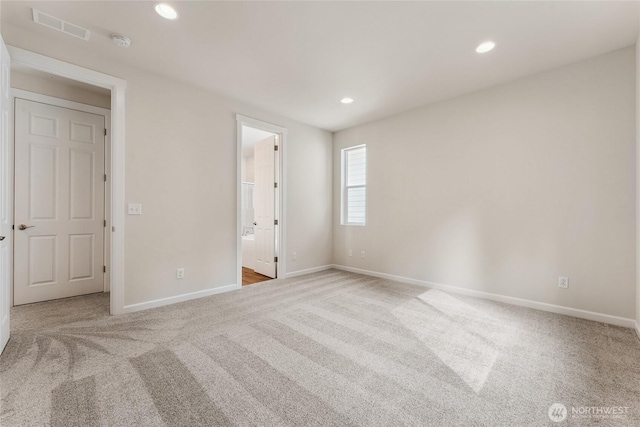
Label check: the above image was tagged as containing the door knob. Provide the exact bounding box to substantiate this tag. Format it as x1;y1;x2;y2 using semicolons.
253;222;257;226
18;224;35;230
0;236;5;241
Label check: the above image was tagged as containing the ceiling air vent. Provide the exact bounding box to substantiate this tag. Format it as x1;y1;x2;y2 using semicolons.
32;9;90;41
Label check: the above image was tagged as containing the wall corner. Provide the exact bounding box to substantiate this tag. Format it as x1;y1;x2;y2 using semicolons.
636;33;640;328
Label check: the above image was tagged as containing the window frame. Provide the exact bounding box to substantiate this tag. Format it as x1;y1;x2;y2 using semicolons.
340;144;367;226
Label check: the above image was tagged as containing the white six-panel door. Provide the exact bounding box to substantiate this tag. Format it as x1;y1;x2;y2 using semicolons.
0;36;11;353
253;136;276;278
14;99;105;305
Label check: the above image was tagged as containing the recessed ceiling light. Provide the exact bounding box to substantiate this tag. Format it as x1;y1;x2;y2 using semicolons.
341;97;354;104
155;3;179;20
476;41;495;53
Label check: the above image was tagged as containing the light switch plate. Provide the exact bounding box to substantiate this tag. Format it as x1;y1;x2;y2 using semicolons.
128;203;142;215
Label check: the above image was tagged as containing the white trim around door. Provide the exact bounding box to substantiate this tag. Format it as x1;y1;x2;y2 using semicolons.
235;115;287;289
7;46;126;315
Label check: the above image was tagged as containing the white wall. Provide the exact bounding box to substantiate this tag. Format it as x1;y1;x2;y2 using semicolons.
2;23;332;307
11;70;111;108
334;47;636;319
243;155;254;183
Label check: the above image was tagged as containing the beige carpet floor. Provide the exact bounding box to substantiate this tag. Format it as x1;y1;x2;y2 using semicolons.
1;269;639;426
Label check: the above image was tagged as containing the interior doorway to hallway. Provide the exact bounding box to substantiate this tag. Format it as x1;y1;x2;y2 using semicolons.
11;67;112;305
1;43;126;356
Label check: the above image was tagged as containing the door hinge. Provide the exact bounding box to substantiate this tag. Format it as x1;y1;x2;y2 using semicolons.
12;224;14;230
103;265;106;273
274;145;279;151
104;128;107;136
274;219;278;225
104;174;107;182
274;182;278;188
104;220;106;227
274;256;278;262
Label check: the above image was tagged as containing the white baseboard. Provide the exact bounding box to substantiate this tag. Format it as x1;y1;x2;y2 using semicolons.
331;264;636;329
635;321;640;341
122;284;237;314
284;265;333;279
121;265;334;314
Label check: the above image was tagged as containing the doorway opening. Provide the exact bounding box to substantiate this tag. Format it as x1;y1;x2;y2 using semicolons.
10;66;112;306
1;44;126;355
236;116;287;288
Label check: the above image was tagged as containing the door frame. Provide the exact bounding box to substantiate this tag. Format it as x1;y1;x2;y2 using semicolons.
11;89;111;302
7;46;126;315
236;115;287;288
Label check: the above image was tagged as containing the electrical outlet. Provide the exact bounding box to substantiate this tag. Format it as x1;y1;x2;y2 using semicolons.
348;249;352;257
128;203;142;215
176;268;185;279
292;252;297;261
558;276;569;289
360;251;365;259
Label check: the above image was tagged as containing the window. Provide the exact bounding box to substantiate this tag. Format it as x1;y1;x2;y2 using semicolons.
341;144;366;225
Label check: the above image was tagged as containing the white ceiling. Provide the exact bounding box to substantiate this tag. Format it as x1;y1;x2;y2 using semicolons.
1;1;638;132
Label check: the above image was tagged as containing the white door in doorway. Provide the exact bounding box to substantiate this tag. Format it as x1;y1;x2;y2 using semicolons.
253;135;276;278
14;99;105;305
0;36;11;353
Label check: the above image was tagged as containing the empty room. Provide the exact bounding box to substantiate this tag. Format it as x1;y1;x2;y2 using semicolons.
0;1;639;426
